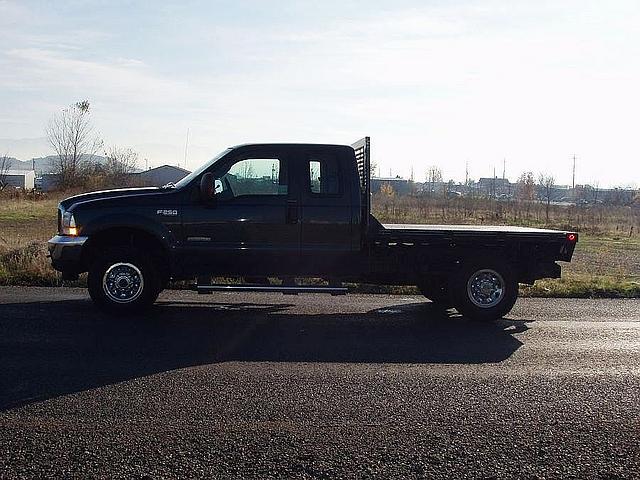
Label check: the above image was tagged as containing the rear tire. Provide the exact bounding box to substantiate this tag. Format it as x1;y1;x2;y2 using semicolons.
452;259;518;322
88;247;160;313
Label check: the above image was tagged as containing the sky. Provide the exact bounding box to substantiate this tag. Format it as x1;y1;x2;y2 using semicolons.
1;0;639;188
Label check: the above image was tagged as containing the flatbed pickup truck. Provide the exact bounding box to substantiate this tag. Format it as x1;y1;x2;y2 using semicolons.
48;137;577;321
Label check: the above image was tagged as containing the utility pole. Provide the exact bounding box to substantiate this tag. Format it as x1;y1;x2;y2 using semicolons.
492;166;496;198
182;128;190;169
502;158;506;181
572;154;576;190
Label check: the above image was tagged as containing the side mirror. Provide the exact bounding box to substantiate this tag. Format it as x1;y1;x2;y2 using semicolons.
200;172;214;201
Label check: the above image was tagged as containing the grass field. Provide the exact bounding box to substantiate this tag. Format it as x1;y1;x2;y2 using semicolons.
0;191;638;297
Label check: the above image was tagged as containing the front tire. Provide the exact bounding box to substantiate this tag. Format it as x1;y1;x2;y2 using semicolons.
452;259;518;322
88;247;160;313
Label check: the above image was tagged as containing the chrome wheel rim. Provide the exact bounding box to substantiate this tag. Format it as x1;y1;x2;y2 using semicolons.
102;262;144;304
466;269;505;308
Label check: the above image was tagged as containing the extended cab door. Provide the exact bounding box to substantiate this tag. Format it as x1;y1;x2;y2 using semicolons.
297;148;356;275
181;147;300;276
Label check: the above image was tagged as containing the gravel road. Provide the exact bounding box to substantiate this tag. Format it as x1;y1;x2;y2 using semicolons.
1;287;639;479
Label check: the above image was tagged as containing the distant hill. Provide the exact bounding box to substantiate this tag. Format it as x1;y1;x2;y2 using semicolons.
5;154;109;174
1;156;20;167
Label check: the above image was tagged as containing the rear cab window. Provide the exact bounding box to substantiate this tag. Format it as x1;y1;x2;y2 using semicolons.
308;153;341;196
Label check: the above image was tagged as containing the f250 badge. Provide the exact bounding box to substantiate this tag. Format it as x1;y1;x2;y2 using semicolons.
157;209;178;216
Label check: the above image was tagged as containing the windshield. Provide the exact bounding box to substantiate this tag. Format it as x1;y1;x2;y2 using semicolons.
173;148;233;189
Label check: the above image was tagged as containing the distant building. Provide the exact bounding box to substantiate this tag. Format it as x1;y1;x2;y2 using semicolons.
418;180;447;196
2;170;35;190
133;165;191;186
37;173;60;192
478;177;511;197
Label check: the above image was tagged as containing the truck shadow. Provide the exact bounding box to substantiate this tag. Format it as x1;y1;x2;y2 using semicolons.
0;298;530;411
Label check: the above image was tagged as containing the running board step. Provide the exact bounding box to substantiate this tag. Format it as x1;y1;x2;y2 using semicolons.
194;284;348;295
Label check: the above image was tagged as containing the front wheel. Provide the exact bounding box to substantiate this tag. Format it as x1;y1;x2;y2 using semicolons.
452;260;518;321
88;247;160;313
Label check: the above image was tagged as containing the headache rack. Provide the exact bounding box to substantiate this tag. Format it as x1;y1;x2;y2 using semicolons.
351;136;371;232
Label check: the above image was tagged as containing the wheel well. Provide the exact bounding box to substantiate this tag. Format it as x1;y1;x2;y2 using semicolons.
82;228;170;282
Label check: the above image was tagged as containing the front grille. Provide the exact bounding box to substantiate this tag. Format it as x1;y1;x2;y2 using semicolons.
57;208;62;234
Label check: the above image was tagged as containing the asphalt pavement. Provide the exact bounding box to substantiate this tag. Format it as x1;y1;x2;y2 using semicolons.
0;287;639;479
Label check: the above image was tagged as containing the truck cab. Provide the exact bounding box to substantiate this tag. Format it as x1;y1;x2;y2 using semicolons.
176;143;362;278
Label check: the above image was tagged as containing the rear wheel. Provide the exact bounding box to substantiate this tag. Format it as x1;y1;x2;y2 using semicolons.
88;247;160;313
452;259;518;321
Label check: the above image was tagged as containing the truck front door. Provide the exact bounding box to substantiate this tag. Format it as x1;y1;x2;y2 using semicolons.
181;148;300;276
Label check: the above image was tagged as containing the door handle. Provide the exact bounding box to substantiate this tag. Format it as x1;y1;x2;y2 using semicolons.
286;200;298;224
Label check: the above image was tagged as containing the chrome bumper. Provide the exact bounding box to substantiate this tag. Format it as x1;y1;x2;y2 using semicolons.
48;235;89;275
48;235;89;247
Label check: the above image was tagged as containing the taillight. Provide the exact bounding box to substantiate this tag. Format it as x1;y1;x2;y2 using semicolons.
567;233;577;242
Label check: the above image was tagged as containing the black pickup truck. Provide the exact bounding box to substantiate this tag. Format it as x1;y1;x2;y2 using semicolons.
48;137;577;321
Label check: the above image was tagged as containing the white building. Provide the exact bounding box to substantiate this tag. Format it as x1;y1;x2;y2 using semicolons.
2;170;35;190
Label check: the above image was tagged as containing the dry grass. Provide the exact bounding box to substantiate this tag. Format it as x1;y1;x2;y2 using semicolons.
521;274;640;298
0;190;638;297
0;192;66;286
373;193;639;236
0;242;62;286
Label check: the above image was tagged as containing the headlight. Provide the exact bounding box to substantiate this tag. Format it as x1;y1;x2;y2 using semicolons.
62;212;79;236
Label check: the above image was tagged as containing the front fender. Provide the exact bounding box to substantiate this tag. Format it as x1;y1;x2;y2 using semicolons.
80;213;178;249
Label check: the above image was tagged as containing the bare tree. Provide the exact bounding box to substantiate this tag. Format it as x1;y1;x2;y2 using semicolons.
0;154;12;191
103;146;139;186
46;100;103;189
538;173;555;222
592;181;600;204
425;166;443;195
240;161;255;179
514;171;536;220
516;171;536;201
380;182;395;197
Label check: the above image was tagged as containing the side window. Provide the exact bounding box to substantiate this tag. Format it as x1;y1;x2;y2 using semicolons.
219;158;287;198
308;154;340;195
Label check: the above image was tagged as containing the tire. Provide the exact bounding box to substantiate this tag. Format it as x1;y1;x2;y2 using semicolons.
87;247;160;313
452;258;518;322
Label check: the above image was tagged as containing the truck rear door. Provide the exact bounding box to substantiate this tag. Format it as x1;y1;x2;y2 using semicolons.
296;147;355;275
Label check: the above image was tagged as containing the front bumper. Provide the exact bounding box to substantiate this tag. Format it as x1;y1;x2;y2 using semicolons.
48;235;89;274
